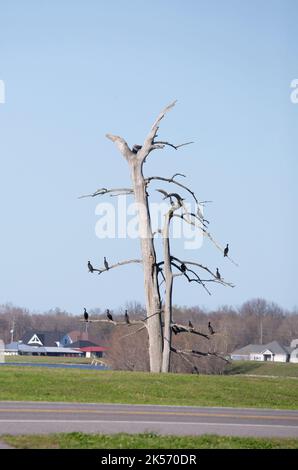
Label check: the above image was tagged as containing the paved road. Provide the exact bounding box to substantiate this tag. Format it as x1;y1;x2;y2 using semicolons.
0;401;297;438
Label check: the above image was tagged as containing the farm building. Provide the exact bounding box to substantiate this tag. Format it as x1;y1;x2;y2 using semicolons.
79;346;108;359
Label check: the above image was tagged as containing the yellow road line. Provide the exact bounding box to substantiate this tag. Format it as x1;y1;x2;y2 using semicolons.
0;408;297;421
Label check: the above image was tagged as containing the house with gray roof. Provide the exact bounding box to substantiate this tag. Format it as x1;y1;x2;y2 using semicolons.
231;340;298;363
289;339;298;363
20;330;67;348
4;329;106;358
3;341;82;357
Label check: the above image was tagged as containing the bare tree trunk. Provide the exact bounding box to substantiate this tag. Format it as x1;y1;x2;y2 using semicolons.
130;160;163;373
161;210;174;372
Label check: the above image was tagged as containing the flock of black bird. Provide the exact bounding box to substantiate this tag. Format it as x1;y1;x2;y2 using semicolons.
88;244;229;282
88;257;111;274
83;307;216;337
85;244;228;333
83;308;132;324
173;243;230;283
214;243;229;281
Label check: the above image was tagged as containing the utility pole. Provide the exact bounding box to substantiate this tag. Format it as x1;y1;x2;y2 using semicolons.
10;319;15;343
260;316;263;345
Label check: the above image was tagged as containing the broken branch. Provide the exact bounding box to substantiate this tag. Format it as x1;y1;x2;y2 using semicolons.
146;174;199;204
171;347;230;364
91;259;143;275
79;187;133;199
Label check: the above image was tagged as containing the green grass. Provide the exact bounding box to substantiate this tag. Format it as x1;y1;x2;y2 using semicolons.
5;355;94;364
0;367;297;409
2;432;298;449
226;361;298;378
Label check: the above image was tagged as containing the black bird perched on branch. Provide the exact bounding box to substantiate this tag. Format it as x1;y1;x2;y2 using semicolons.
88;261;94;273
188;320;194;329
104;257;109;270
83;308;89;322
132;144;142;154
208;321;215;335
156;189;184;207
180;263;187;273
216;268;221;280
124;310;130;324
224;243;229;257
171;325;181;335
106;309;113;321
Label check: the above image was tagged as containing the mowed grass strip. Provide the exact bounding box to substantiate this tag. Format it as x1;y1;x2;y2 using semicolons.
225;361;298;378
0;367;297;409
2;432;298;449
5;356;93;365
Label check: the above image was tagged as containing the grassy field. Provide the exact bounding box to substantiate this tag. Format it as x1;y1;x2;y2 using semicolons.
2;432;298;449
5;356;298;377
5;355;95;364
0;367;297;409
225;361;298;378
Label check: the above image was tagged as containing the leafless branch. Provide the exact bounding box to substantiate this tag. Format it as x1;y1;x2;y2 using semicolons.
170;256;234;288
174;348;199;372
142;309;164;322
90;259;143;275
138;100;177;163
171;347;230;364
146;174;199;205
79;187;133;199
150;100;177;135
172;173;186;179
105;134;134;161
118;325;147;339
156;189;184;207
172;214;238;267
80;319;144;326
170;261;212;295
151;141;194;151
171;322;210;339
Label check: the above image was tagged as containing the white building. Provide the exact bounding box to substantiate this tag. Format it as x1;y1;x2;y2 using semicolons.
231;340;298;363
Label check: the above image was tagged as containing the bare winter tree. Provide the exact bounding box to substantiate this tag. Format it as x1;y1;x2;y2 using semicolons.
81;101;236;373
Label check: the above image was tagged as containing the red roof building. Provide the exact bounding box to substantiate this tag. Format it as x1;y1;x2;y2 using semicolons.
78;346;108;358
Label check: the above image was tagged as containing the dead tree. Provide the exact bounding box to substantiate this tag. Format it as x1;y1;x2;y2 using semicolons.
81;101;235;373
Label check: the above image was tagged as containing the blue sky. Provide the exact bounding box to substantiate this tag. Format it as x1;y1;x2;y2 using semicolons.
0;0;297;314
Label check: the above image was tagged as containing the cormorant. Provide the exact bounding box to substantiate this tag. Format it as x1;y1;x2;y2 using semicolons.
124;310;130;324
181;263;187;273
224;243;229;257
106;309;113;321
188;320;194;329
132;144;142;154
88;261;94;273
83;308;89;322
104;257;109;270
171;325;180;335
208;321;215;335
216;268;221;280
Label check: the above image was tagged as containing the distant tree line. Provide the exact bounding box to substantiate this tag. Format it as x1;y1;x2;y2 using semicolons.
0;298;297;374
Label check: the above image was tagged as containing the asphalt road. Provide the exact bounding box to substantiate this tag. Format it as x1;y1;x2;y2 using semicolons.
0;401;298;438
